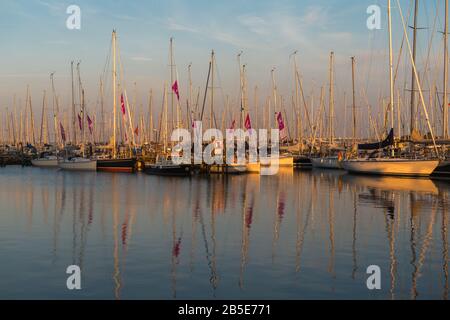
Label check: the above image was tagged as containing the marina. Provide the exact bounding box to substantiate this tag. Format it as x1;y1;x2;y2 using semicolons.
1;0;450;303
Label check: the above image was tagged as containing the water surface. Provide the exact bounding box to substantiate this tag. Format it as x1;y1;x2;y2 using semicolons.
0;166;448;299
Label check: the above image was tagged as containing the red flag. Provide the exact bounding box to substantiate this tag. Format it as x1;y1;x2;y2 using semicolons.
60;122;66;142
277;112;287;140
172;80;180;100
134;126;139;136
87;115;93;134
230;119;236;130
244;113;252;130
77;114;82;130
120;94;126;115
277;112;285;130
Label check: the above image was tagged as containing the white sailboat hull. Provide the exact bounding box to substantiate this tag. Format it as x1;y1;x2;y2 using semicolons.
260;155;294;167
343;159;439;177
311;157;342;169
31;158;59;168
58;159;97;171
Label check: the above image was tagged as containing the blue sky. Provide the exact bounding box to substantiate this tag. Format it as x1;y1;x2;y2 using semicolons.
0;0;446;135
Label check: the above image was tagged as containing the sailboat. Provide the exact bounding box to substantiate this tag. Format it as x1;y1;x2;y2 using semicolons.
58;66;97;172
31;152;59;168
343;0;439;177
261;69;294;168
311;51;343;170
145;154;194;176
145;41;199;177
97;30;137;173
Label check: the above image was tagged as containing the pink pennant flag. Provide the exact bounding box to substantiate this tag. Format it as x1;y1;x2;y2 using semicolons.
172;80;180;101
230;119;236;130
87;115;93;134
120;94;126;115
60;122;66;142
277;112;285;131
277;112;287;140
244;113;252;130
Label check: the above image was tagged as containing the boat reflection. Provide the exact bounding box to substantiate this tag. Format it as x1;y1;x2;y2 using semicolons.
1;167;448;299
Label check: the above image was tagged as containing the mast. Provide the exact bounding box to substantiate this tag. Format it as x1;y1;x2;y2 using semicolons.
170;37;175;131
388;0;394;128
39;91;47;145
148;89;153;143
388;0;395;138
210;50;215;129
271;68;278;126
164;83;168;151
100;77;105;143
254;85;258;130
238;51;244;128
188;63;193;128
112;30;117;159
242;64;248;127
26;85;36;145
71;61;77;144
50;72;59;146
292;51;303;150
443;0;449;138
410;0;419;135
351;56;357;144
329;52;335;145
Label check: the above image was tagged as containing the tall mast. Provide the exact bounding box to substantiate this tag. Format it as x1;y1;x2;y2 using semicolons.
188;63;193;122
164;83;168;151
242;64;248;126
443;0;449;138
210;50;215;129
351;56;357;144
271;68;278;124
100;77;105;143
50;72;59;146
410;0;419;135
388;0;394;156
148;89;153;143
329;51;335;145
254;85;258;130
27;85;36;145
170;37;175;131
388;0;395;136
71;61;76;144
238;51;244;128
112;30;117;159
292;51;302;149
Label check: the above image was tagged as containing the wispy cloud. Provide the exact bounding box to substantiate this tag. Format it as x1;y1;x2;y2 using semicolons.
167;17;254;48
36;0;65;15
112;14;139;21
167;18;199;33
44;40;70;45
130;56;153;62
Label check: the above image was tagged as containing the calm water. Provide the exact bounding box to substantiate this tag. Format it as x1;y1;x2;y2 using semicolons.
0;166;448;300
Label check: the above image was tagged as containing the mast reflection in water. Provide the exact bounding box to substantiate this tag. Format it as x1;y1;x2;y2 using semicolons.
0;166;448;299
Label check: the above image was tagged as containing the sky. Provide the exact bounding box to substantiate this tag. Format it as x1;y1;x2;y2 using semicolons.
0;0;447;137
